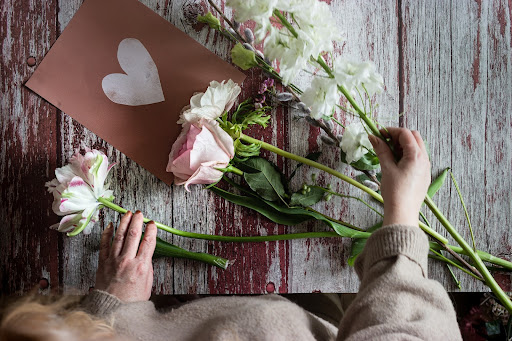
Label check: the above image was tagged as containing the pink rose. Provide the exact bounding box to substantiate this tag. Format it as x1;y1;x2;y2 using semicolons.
167;119;234;190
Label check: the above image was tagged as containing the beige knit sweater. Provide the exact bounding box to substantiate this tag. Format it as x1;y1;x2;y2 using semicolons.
82;225;462;340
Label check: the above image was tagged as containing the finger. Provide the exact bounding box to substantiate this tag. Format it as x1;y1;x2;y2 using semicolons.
110;211;133;257
137;221;157;262
397;129;421;160
369;134;395;167
411;130;427;154
120;211;144;259
99;222;114;264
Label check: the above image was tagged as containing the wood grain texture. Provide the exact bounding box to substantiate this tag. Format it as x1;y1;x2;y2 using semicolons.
2;0;510;295
401;0;512;291
0;0;60;295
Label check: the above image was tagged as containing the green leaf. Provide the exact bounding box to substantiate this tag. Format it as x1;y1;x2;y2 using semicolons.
288;152;322;182
234;138;261;158
210;186;309;225
485;320;502;336
153;237;228;269
347;221;382;266
341;149;380;170
427;167;450;198
241;157;286;201
210;184;370;239
231;43;258;70
290;187;325;207
197;12;221;30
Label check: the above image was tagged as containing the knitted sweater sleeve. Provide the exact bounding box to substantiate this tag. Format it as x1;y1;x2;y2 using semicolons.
337;224;462;341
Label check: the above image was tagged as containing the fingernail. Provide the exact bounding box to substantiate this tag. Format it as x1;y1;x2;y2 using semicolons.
148;220;155;225
106;222;113;229
126;210;132;216
135;210;141;214
368;135;377;147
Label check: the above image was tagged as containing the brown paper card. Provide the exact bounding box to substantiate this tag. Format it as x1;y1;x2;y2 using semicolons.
26;0;245;184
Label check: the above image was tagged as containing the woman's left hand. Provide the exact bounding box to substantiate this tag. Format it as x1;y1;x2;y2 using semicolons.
94;211;157;302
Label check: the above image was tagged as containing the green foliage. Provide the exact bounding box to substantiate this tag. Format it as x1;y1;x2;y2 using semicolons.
427;167;450;198
153;236;228;269
347;221;383;266
197;12;221;30
210;183;370;239
240;157;286;201
289;186;325;207
233;138;261;160
288;152;322;182
231;43;258;70
341;149;380;171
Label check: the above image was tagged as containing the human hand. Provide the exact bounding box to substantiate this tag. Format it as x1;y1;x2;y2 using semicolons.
95;211;157;302
369;128;431;227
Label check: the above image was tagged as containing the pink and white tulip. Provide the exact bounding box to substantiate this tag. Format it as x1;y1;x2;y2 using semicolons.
46;149;115;235
167;119;235;190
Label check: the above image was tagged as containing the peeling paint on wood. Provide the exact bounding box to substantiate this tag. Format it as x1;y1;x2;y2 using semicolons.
1;0;511;295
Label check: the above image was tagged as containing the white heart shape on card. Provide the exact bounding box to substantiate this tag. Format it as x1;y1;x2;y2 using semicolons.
102;38;165;106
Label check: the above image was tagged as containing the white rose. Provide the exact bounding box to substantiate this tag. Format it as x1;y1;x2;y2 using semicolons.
178;80;241;125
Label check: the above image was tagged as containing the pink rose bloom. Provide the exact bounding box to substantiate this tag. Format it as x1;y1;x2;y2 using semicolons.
167;119;235;190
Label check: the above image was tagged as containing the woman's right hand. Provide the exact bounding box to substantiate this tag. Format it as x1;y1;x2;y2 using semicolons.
369;128;431;227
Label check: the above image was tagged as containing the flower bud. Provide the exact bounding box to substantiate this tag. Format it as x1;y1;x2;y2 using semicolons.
228;28;237;36
244;28;255;44
323;119;334;131
255;50;265;59
362;180;379;191
232;20;241;30
305;116;320;127
311;173;317;182
320;135;336;145
276;92;293;102
297;102;312;114
242;43;255;51
324;194;333;201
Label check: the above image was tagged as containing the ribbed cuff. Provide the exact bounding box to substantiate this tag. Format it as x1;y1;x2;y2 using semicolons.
81;289;122;317
355;224;430;277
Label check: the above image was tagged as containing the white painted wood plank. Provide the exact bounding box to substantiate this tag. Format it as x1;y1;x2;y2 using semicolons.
288;0;400;293
402;0;512;291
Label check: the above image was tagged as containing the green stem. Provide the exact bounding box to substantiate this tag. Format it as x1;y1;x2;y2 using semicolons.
98;197;341;242
226;165;244;176
273;10;298;38
239;133;449;244
315;56;384;141
312;185;383;218
429;248;484;282
153;237;229;269
424;195;512;312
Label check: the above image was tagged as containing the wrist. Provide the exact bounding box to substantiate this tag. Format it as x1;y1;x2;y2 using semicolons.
383;211;419;227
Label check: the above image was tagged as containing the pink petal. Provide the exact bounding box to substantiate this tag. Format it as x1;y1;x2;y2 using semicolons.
183;161;226;191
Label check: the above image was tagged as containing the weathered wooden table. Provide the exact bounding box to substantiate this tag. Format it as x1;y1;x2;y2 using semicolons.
1;0;511;295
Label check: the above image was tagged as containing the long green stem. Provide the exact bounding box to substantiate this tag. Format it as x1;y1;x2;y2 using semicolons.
429;248;484;282
98;197;340;242
311;185;383;218
239;133;449;244
424;195;512;312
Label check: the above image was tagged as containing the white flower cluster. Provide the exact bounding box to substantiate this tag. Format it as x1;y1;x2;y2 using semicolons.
228;0;342;85
226;0;384;122
333;58;384;96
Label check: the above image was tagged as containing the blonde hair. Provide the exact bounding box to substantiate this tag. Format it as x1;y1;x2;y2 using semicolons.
0;291;118;341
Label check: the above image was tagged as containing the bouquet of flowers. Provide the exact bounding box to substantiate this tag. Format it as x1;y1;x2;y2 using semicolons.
45;0;512;313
